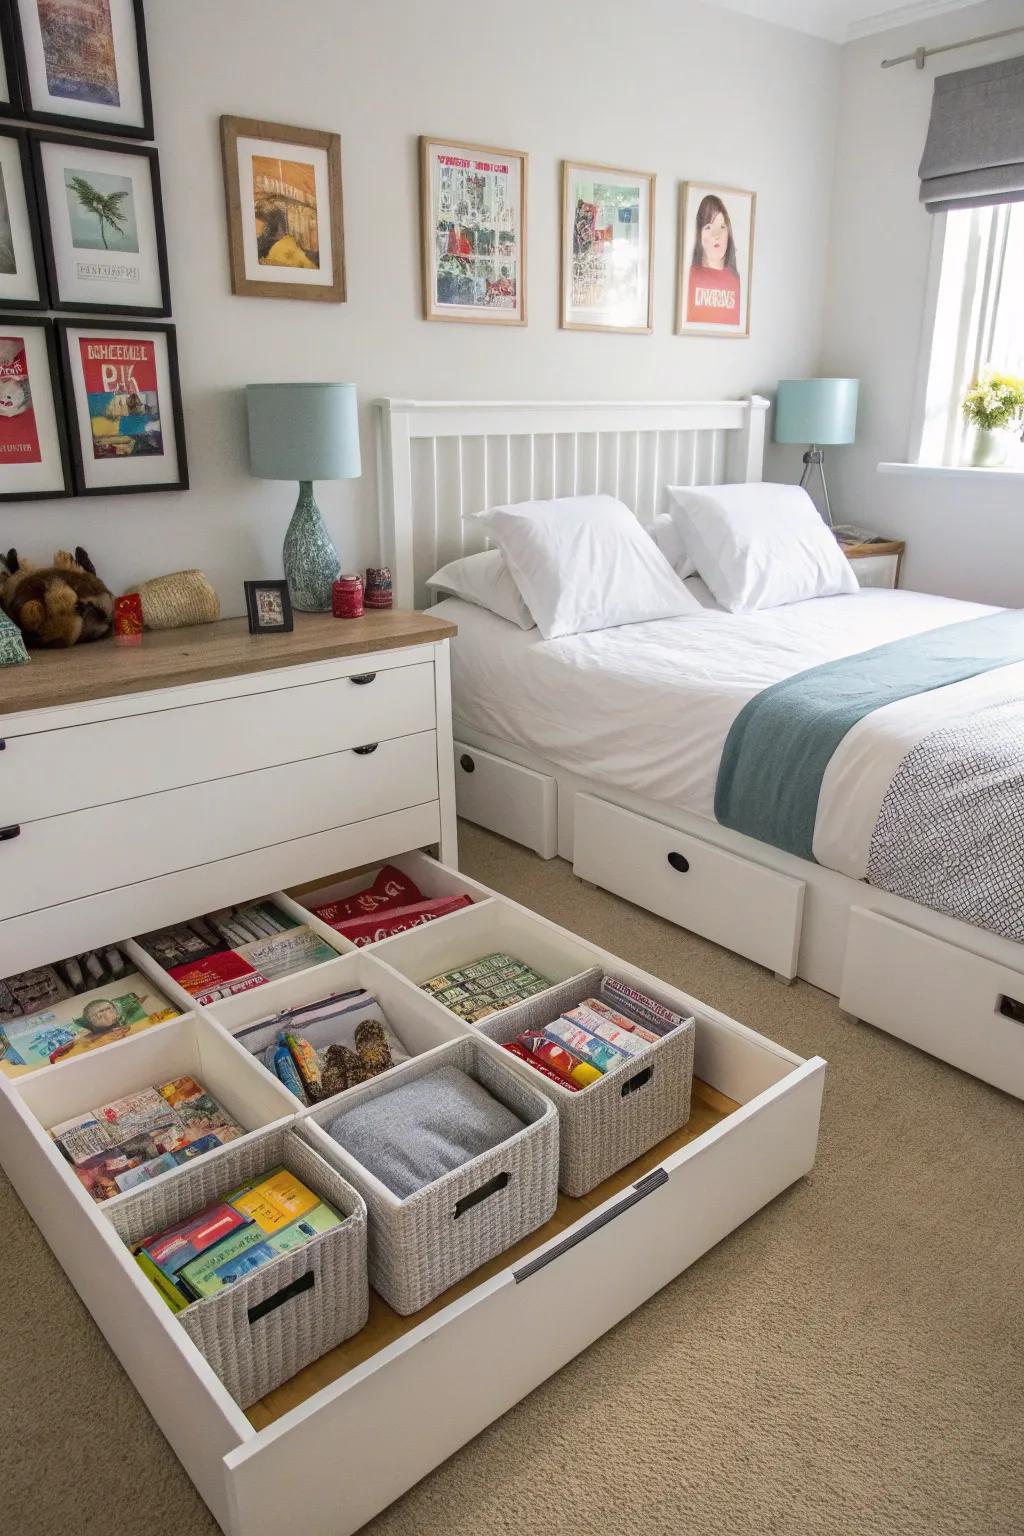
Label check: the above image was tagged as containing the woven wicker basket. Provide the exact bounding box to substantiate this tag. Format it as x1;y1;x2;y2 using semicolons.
107;1127;368;1408
475;967;695;1198
303;1037;559;1316
129;569;220;630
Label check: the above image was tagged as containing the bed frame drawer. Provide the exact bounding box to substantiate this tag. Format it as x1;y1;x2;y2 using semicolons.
572;793;805;980
454;740;557;858
839;907;1024;1096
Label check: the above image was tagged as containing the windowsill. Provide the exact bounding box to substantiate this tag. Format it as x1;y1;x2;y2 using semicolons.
877;461;1024;482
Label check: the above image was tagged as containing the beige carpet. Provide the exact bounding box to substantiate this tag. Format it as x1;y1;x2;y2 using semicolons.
3;824;1023;1536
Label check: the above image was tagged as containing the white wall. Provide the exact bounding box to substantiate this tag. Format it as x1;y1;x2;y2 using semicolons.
2;0;839;616
821;0;1024;608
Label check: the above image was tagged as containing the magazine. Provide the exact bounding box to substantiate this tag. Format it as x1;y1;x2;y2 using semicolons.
136;902;338;1005
0;973;180;1078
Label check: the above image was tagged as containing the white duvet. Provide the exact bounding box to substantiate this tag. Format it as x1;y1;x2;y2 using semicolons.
429;587;1024;884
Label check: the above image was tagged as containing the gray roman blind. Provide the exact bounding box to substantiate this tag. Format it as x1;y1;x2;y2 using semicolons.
919;53;1024;213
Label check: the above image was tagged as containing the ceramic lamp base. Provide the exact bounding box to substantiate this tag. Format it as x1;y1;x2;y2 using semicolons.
283;480;341;612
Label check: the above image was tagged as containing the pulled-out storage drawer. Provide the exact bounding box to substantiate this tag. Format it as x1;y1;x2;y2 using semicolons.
572;793;805;979
454;741;557;858
839;906;1024;1097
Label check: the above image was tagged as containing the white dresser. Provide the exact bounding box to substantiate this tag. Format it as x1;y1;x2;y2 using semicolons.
0;609;458;973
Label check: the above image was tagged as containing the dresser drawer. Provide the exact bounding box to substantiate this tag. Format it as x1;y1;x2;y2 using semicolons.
0;661;435;825
0;731;438;922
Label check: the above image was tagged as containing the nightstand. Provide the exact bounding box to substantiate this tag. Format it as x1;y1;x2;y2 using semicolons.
833;526;905;589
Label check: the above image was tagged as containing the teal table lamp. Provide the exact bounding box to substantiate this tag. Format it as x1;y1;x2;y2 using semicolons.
246;382;362;612
774;378;859;527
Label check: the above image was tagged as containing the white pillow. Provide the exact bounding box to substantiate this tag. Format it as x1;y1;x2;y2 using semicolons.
469;494;701;640
665;482;858;613
426;549;535;629
650;511;696;579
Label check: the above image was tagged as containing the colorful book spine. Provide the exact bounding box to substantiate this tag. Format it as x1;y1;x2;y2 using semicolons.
543;1018;629;1074
563;1002;652;1057
601;977;688;1036
501;1039;582;1092
572;995;661;1044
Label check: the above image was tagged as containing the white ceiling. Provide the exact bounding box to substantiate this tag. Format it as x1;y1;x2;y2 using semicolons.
703;0;988;44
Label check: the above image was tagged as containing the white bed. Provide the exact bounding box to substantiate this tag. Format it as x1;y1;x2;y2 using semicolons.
377;397;1024;1099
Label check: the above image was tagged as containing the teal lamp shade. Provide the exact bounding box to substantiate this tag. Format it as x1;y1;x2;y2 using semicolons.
245;383;362;614
774;378;859;445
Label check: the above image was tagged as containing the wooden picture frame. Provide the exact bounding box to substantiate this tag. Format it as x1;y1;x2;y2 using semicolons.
56;317;188;496
561;161;655;333
220;116;345;303
10;0;153;139
31;131;170;315
0;126;47;308
244;579;293;635
0;1;24;118
675;181;756;339
419;135;527;325
0;315;70;500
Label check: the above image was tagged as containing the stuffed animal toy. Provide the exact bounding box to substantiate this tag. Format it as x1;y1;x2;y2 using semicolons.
1;547;114;647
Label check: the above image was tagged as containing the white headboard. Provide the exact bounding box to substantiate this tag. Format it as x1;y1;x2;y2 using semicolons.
376;396;770;609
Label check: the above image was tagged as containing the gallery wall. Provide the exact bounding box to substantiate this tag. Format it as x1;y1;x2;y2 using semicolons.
2;0;840;615
821;0;1024;609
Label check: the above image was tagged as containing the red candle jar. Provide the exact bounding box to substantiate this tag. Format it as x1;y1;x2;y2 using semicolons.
113;592;143;644
332;573;364;618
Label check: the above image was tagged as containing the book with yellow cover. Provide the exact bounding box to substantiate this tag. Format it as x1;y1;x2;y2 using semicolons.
230;1167;320;1233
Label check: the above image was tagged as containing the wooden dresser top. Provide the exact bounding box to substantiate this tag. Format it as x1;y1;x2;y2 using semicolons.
1;609;458;714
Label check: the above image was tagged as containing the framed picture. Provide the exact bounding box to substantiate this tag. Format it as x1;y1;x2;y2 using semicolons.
420;136;527;325
0;128;46;307
244;579;293;635
9;0;152;138
56;318;187;495
31;131;169;315
676;182;755;338
220;116;345;303
0;315;70;499
561;161;654;333
0;2;24;117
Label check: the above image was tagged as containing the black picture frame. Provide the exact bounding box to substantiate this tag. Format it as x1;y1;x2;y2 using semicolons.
0;1;24;118
55;317;188;496
0;126;46;309
0;314;70;501
244;580;294;635
30;130;170;316
9;0;153;139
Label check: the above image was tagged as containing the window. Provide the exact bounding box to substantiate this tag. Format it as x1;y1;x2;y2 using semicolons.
915;203;1024;469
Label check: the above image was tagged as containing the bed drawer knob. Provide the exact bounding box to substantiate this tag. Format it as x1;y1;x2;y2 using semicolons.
459;753;476;773
997;994;1024;1025
0;824;21;841
350;672;376;685
353;742;379;756
0;738;6;750
667;851;690;874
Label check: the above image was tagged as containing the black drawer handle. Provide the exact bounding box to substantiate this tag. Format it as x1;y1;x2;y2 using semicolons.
350;672;376;685
459;753;475;773
997;994;1024;1025
353;742;378;755
0;824;20;842
454;1170;509;1218
621;1065;653;1097
667;851;689;874
514;1167;668;1281
0;738;6;750
247;1269;315;1325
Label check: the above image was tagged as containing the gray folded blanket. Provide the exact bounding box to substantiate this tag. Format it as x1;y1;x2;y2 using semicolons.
328;1064;526;1199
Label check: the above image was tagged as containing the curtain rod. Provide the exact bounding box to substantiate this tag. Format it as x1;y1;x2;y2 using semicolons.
881;22;1024;69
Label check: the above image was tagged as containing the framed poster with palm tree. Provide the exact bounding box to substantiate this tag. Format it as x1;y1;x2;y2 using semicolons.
30;131;169;314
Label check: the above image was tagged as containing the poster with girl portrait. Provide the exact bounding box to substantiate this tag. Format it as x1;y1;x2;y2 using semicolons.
676;182;755;338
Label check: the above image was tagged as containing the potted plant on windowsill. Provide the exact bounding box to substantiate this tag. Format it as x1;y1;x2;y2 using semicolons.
962;374;1024;468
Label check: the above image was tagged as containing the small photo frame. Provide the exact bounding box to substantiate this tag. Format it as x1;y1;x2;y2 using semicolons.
245;579;293;635
220;115;345;303
31;131;170;314
561;161;654;333
676;182;755;338
10;0;153;138
56;318;187;496
0;315;70;500
420;136;527;324
0;2;24;117
0;128;46;307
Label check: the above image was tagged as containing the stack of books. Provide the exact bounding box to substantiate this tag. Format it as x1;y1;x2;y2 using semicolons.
50;1075;245;1202
133;1166;342;1311
135;901;339;1005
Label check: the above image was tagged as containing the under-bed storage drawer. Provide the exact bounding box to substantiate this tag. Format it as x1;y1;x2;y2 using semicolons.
454;741;557;858
839;907;1024;1097
572;794;804;979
